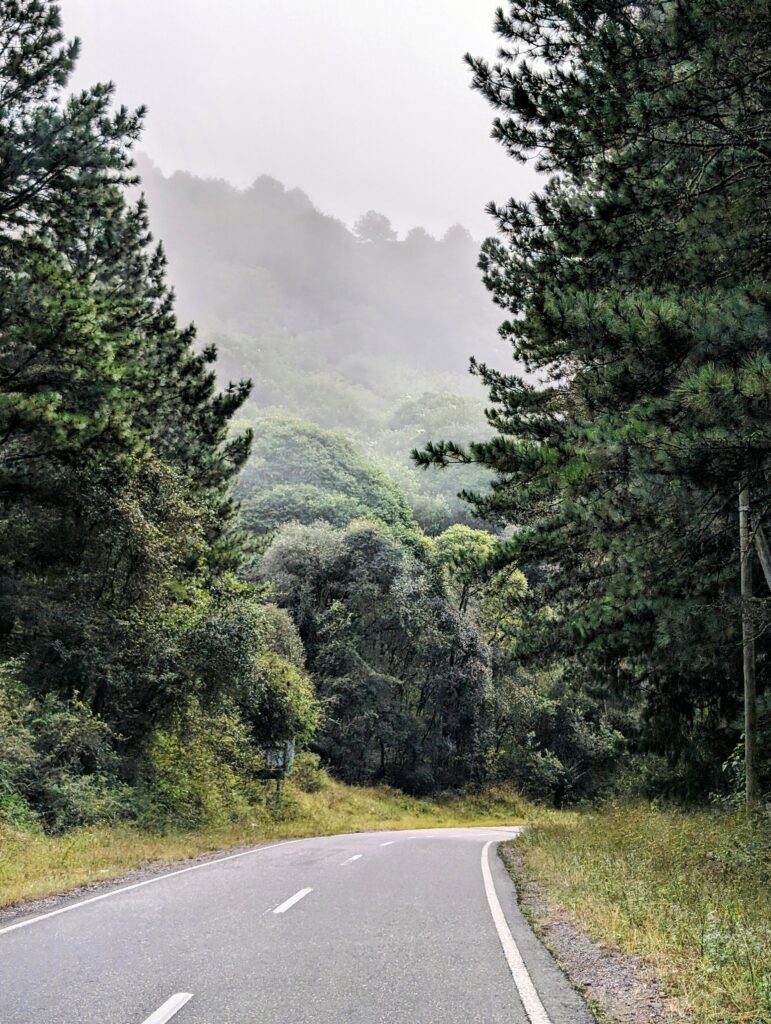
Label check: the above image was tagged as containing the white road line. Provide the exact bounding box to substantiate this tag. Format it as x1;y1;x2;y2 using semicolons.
272;888;312;914
141;992;193;1024
482;841;552;1024
0;838;308;938
379;841;395;847
340;854;363;865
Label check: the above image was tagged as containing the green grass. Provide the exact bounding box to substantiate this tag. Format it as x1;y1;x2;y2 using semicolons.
0;778;529;910
515;803;771;1024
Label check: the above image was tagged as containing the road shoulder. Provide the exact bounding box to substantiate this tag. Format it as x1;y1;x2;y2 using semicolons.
499;841;674;1024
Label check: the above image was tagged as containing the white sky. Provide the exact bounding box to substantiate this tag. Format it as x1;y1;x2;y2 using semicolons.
59;0;540;237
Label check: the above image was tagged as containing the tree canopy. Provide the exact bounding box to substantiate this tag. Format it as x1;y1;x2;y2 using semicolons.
417;0;770;796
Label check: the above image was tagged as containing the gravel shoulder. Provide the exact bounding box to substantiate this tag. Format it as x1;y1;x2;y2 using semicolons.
499;841;681;1024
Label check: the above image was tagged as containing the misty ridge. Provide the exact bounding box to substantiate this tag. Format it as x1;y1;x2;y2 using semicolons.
132;156;504;532
135;156;505;418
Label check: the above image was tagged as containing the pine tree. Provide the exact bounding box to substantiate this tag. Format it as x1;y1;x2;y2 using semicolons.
0;1;252;739
417;0;771;797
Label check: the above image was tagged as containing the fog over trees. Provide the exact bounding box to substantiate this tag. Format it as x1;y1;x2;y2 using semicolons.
135;156;506;391
133;156;504;533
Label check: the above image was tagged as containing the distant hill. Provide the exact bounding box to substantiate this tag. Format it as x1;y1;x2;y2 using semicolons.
135;157;501;532
135;156;506;393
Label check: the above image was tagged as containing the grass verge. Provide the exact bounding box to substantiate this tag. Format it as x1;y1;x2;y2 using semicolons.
515;803;771;1024
0;778;529;910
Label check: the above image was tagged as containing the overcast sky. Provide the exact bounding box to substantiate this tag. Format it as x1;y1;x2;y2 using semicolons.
59;0;540;237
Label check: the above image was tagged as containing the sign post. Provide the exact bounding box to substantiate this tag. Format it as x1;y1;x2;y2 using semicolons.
258;739;296;807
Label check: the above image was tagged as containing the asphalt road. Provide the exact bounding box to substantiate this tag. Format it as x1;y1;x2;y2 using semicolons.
0;826;594;1024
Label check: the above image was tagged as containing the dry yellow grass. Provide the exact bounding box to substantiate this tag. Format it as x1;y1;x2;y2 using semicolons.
0;779;529;910
516;803;771;1024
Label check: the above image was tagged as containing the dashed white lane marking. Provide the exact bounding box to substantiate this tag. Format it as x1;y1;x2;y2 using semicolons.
0;838;308;938
340;854;363;866
482;841;552;1024
141;992;193;1024
379;841;395;847
272;888;313;914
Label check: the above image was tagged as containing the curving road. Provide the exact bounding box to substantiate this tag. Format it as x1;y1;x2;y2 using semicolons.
0;826;593;1024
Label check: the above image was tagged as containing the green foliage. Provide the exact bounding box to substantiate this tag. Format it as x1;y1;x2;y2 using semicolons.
261;520;491;792
486;668;625;804
0;662;130;833
476;566;531;656
418;0;771;798
432;524;498;610
379;393;495;532
241;654;320;745
140;700;263;831
238;416;418;540
289;750;329;793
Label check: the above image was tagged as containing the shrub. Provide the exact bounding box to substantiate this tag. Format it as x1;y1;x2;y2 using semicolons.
240;653;321;746
0;661;131;832
289;750;329;793
139;699;265;831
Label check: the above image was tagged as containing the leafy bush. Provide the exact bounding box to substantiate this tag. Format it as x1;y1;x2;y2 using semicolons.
241;653;321;746
140;699;264;831
289;751;329;793
0;661;131;832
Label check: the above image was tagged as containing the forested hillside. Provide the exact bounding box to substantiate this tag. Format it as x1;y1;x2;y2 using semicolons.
134;158;499;533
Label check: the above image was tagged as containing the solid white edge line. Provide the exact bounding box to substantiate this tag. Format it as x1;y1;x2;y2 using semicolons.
340;854;363;865
272;887;312;914
141;992;193;1024
0;838;308;938
481;841;552;1024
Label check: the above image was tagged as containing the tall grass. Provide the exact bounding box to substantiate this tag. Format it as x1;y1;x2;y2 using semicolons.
517;804;771;1024
0;778;529;909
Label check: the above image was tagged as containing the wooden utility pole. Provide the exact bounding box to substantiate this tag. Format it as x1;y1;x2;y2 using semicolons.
739;485;760;808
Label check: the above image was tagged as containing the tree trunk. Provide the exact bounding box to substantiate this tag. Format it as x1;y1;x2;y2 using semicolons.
739;485;760;809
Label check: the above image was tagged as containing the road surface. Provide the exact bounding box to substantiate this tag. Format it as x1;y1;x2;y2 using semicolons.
0;826;593;1023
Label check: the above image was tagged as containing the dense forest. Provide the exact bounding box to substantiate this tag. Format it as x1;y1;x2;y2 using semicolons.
0;0;768;841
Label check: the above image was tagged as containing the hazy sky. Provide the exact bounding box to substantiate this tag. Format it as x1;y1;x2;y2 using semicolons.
59;1;540;237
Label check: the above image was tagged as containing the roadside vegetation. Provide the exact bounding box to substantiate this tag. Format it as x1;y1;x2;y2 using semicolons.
514;804;771;1024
